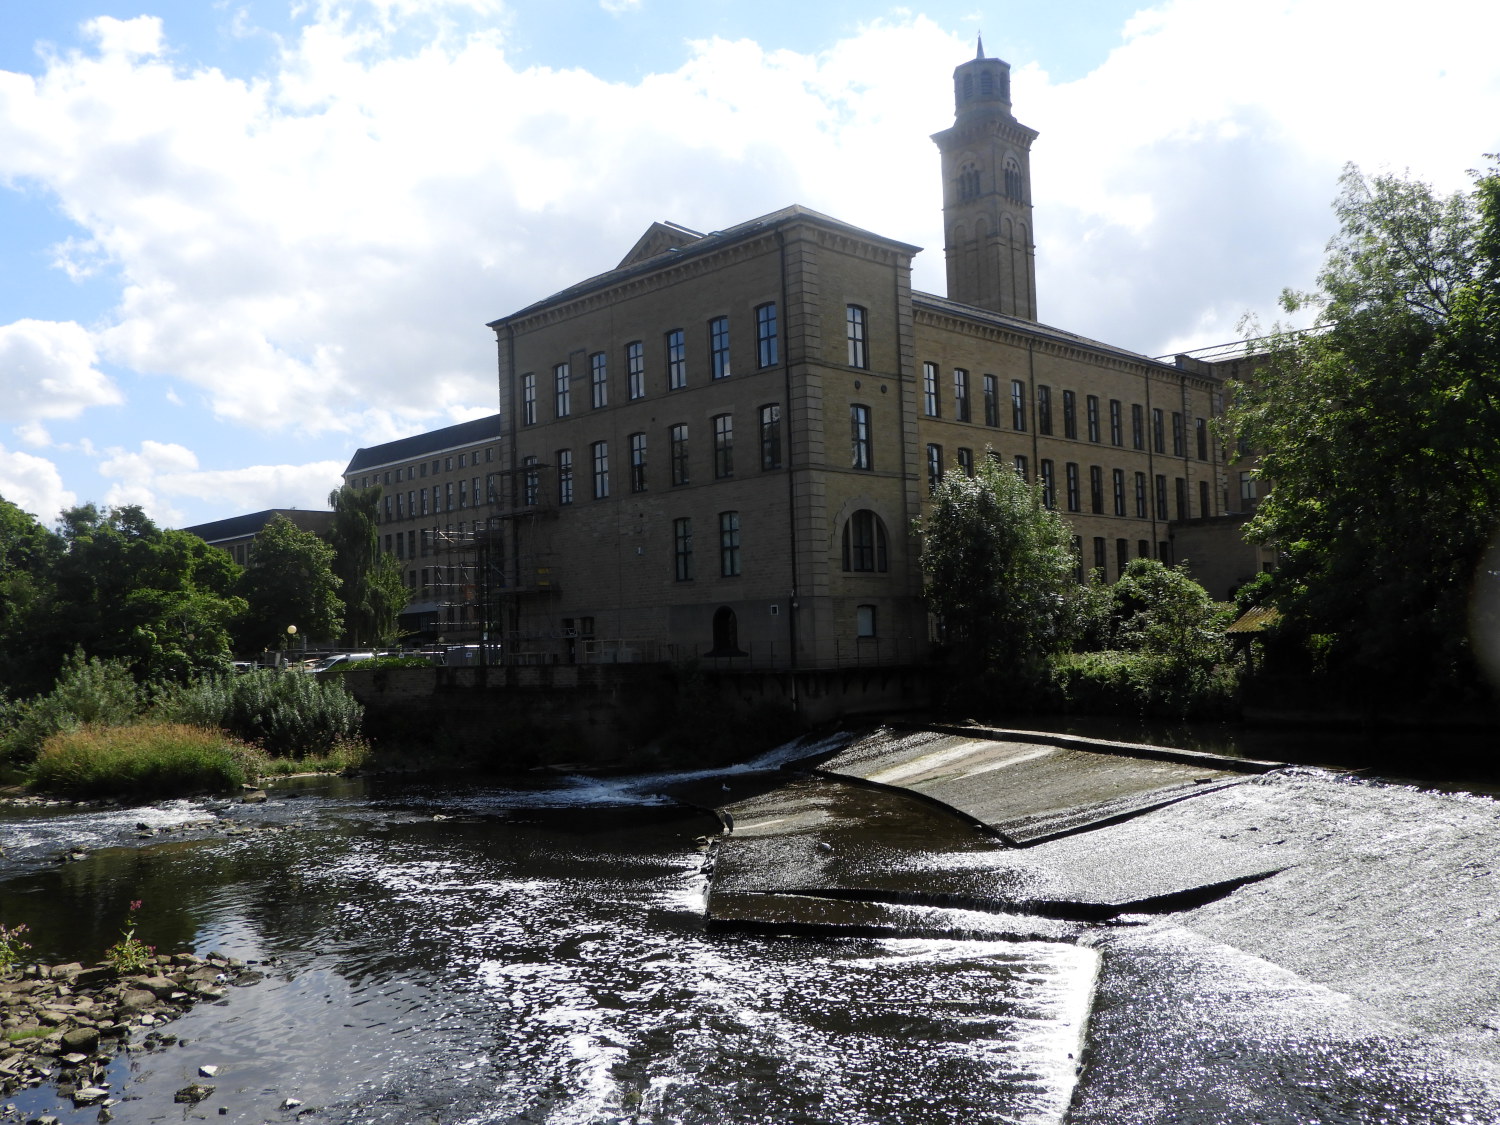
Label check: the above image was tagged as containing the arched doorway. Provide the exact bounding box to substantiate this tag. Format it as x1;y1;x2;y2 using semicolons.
708;606;744;657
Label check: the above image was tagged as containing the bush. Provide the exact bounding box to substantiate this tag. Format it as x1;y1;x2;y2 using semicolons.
0;651;140;767
1047;650;1239;720
29;722;266;798
153;668;364;758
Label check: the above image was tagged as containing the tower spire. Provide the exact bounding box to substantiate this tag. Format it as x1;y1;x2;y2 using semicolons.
976;33;985;59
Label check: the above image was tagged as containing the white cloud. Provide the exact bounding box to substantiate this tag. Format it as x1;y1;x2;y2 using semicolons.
600;0;642;12
0;320;122;423
1;0;1498;475
93;440;346;527
82;16;166;59
0;446;77;524
14;421;51;447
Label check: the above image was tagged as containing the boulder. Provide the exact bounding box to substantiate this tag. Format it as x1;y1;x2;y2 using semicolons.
60;1028;100;1054
173;1083;214;1104
128;977;178;1000
115;990;155;1015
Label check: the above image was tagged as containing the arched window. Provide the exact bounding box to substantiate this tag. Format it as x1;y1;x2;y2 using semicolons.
1004;158;1023;202
842;510;889;573
980;71;993;96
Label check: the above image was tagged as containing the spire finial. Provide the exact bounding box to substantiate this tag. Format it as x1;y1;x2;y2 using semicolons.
976;33;985;59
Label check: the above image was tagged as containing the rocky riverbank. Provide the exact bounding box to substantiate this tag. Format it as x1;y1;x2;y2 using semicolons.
0;951;259;1115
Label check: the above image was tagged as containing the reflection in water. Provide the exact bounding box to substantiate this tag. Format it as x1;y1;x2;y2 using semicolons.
0;770;1094;1125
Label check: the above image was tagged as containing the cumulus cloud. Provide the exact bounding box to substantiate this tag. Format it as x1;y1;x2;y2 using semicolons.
0;446;77;524
0;320;122;423
94;440;346;527
1;0;1497;482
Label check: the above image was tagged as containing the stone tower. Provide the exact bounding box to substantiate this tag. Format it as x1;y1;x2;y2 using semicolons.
931;38;1039;320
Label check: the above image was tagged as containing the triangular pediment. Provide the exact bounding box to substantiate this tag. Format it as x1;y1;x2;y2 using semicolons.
617;221;704;269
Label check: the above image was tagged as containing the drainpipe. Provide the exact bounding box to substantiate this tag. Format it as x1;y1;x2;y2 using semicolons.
776;230;801;710
1144;367;1157;556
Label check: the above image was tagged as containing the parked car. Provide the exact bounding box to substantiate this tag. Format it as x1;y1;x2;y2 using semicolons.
305;652;377;674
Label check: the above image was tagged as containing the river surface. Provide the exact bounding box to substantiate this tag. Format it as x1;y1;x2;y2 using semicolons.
0;744;1097;1125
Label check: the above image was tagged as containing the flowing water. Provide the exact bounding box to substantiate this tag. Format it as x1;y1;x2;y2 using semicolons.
0;748;1096;1125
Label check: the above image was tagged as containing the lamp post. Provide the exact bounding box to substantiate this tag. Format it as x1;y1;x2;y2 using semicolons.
285;624;297;667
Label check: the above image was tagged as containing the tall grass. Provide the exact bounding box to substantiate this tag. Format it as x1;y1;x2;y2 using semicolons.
29;723;266;798
154;669;364;758
0;651;140;768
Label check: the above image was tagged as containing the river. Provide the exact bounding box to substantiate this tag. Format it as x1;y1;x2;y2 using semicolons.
0;742;1097;1125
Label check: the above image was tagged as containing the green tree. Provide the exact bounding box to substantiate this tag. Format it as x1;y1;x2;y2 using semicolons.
920;453;1082;683
1108;558;1229;665
236;514;343;653
1226;162;1500;698
37;504;244;686
327;485;407;646
0;496;64;694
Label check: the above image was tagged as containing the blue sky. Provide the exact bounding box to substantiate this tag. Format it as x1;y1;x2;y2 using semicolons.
2;0;1498;530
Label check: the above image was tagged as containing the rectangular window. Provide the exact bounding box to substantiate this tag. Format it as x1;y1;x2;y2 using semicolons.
1134;472;1147;518
1199;479;1210;517
456;482;465;510
1175;476;1188;520
1132;404;1145;450
485;473;495;503
630;432;647;493
1072;535;1084;583
627;341;645;400
1062;389;1076;439
1037;385;1053;435
759;404;782;470
421;489;429;516
1172;411;1185;457
1014;453;1029;481
856;604;877;639
671;424;690;486
667;329;686;389
1152;408;1165;454
522;456;539;507
674;517;693;581
957;447;975;478
713;414;734;478
954;369;971;422
1011;379;1027;431
1065;462;1080;512
1110;400;1123;446
926;443;943;492
1090;465;1104;514
592;441;609;499
710;316;731;379
557;449;573;505
983;375;999;427
590;352;608;409
846;305;867;368
1112;468;1126;516
1240;470;1256;502
522;373;537;426
1196;417;1208;461
1155;474;1168;520
719;511;741;577
1139;539;1151;559
1040;459;1056;509
1093;536;1107;575
445;482;453;510
851;403;873;470
923;362;939;417
1087;396;1101;443
554;363;571;418
756;303;779;368
1116;538;1128;578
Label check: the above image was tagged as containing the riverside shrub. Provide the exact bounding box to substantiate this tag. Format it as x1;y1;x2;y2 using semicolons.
0;651;140;768
29;722;265;798
154;668;364;758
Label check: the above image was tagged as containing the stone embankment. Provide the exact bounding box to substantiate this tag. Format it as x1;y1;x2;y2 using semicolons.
0;952;258;1114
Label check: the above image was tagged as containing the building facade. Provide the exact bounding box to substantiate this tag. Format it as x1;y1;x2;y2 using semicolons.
183;509;334;567
342;414;503;639
468;43;1244;667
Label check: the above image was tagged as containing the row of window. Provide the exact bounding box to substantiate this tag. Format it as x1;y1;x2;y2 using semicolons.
920;365;1211;460
924;445;1213;522
354;445;495;491
519;305;872;425
1072;536;1172;583
668;508;890;582
379;475;493;523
